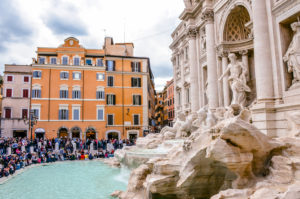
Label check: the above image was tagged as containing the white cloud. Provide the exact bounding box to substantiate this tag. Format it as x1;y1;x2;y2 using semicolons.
0;0;184;90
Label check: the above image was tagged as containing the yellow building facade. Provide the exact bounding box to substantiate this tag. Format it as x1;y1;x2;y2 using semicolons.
31;37;155;140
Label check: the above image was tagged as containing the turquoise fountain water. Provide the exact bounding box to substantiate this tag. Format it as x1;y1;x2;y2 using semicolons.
0;161;130;199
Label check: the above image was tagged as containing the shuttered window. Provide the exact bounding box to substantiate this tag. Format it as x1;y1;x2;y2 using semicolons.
22;109;28;119
107;76;114;87
33;71;42;78
131;77;141;87
6;89;12;97
59;109;69;120
7;76;13;82
133;115;139;125
73;109;80;120
131;62;141;72
72;72;81;80
32;89;41;98
96;91;105;99
133;95;142;105
97;59;104;67
5;108;11;119
106;60;115;71
72;90;81;99
59;90;68;99
60;72;69;80
107;114;114;125
23;89;29;98
106;94;116;105
73;57;80;66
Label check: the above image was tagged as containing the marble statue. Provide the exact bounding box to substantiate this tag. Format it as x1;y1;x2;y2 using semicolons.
160;111;186;138
283;21;300;88
177;112;198;138
192;106;217;130
219;53;251;106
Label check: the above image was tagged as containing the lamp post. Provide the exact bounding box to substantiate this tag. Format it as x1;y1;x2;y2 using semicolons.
24;110;38;142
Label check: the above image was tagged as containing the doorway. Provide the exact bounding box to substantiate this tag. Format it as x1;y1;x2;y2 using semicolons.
58;127;68;139
71;127;81;138
13;130;27;138
86;128;96;139
107;132;119;140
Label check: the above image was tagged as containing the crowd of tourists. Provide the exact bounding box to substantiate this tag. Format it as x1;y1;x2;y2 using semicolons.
0;137;136;178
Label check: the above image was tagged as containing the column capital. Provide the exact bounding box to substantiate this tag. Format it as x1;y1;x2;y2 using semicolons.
239;49;248;56
201;9;214;23
187;27;198;38
216;47;229;58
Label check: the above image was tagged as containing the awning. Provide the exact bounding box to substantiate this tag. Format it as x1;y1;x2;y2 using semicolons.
35;128;45;133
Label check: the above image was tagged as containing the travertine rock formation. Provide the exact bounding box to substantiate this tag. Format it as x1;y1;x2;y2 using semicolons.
112;108;300;199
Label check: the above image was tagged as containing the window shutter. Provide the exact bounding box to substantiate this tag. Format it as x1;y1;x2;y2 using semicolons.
131;62;134;72
138;62;141;72
59;110;61;120
106;95;109;104
113;61;116;71
72;73;75;79
113;95;116;105
66;90;68;98
111;77;114;86
79;73;81;79
79;91;81;99
105;60;108;70
138;78;141;87
139;95;141;105
131;78;133;87
66;73;69;79
39;71;42;78
66;110;69;120
72;91;75;99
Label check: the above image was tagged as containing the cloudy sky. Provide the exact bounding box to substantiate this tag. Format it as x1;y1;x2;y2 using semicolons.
0;0;184;91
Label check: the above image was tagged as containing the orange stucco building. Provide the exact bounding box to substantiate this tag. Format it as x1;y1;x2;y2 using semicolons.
31;37;155;140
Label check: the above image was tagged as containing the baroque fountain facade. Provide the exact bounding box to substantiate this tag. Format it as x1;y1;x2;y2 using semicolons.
110;0;300;198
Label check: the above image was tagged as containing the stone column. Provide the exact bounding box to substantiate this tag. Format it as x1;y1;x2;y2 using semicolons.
221;51;230;106
240;50;250;81
252;0;274;101
202;10;219;109
188;28;200;112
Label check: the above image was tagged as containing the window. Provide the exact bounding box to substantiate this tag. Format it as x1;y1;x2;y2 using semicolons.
24;76;29;82
60;89;68;99
59;109;69;120
50;57;57;64
131;62;141;72
72;87;81;99
72;72;81;80
62;56;68;65
73;57;80;66
186;88;190;103
6;89;12;97
97;108;104;120
72;108;80;121
133;95;141;105
23;89;29;98
131;77;141;87
96;91;105;100
178;92;181;105
86;59;92;66
106;60;115;71
22;109;28;119
133;115;139;125
106;94;116;105
107;76;114;87
96;73;105;81
32;89;41;98
60;71;69;80
96;59;104;67
32;109;40;120
33;71;42;78
4;108;11;119
39;57;45;64
107;114;114;125
7;76;13;82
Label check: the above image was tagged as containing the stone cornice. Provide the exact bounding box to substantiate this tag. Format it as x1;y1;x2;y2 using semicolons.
179;1;203;20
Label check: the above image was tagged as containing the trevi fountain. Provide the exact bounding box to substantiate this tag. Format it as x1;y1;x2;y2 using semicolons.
107;0;300;199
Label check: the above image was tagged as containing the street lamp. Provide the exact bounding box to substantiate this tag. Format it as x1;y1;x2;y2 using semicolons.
24;110;38;141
